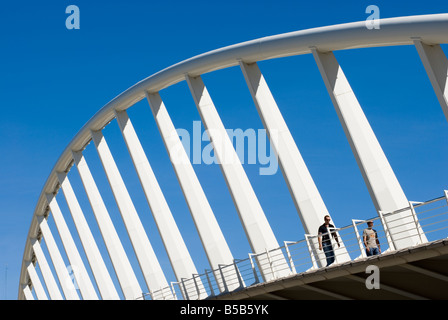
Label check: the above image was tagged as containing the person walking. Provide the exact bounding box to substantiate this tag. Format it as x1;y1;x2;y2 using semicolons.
363;220;381;256
318;215;340;266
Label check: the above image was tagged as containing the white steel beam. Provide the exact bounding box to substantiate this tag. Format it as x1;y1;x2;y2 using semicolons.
90;129;170;297
146;92;239;292
311;48;426;248
31;238;63;300
46;193;98;300
114;109;206;297
240;61;351;264
56;172;119;300
22;284;34;300
26;261;48;300
413;40;448;122
72;150;143;300
186;75;290;280
37;215;79;300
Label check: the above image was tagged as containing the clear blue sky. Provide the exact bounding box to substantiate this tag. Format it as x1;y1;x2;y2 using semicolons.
0;0;447;300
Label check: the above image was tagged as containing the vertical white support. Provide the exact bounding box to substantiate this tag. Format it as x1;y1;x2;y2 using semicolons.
46;193;98;300
146;92;238;291
90;129;170;297
22;284;34;300
311;48;426;249
72;150;143;300
56;172;119;300
204;270;215;296
305;234;319;269
233;260;244;288
284;241;297;274
413;40;448;122
26;261;48;300
248;253;260;284
240;61;351;263
31;238;63;300
114;110;205;297
170;282;178;300
351;220;367;259
408;201;426;244
217;265;228;293
38;215;79;300
378;211;396;251
264;249;275;279
186;75;290;280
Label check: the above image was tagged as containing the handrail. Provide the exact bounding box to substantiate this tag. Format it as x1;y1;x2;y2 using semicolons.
144;193;448;300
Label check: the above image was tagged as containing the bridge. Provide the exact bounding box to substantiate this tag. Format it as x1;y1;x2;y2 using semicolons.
18;14;448;300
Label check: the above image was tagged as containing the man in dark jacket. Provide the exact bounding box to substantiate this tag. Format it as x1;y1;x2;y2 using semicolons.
318;215;340;267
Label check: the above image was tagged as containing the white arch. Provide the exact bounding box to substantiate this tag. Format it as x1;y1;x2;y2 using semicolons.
18;14;448;300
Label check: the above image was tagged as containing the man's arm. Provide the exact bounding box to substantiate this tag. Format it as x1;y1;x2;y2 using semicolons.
318;226;324;250
375;230;381;252
331;225;340;247
363;233;369;252
318;231;322;250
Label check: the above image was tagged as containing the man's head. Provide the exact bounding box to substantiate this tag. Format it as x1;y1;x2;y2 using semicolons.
324;215;331;225
367;220;374;229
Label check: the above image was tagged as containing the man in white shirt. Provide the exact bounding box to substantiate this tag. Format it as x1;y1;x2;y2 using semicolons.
363;220;381;256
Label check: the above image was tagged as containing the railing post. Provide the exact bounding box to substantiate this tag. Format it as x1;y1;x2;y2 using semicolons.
204;270;215;297
352;220;367;258
160;286;165;300
305;234;318;269
233;260;244;289
218;265;229;293
192;274;201;300
409;201;425;244
284;241;297;274
248;254;260;284
378;211;396;251
264;248;276;279
181;278;189;300
162;286;173;300
171;282;178;300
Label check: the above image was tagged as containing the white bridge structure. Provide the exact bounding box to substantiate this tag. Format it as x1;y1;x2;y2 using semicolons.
19;14;448;300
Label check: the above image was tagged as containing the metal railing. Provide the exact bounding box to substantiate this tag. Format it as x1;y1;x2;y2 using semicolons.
138;191;448;300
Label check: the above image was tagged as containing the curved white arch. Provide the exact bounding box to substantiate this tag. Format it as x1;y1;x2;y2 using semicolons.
18;13;448;300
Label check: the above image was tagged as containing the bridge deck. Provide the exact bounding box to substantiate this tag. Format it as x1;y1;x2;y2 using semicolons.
211;239;448;300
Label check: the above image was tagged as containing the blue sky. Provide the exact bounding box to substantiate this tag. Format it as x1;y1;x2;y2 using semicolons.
0;0;447;300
